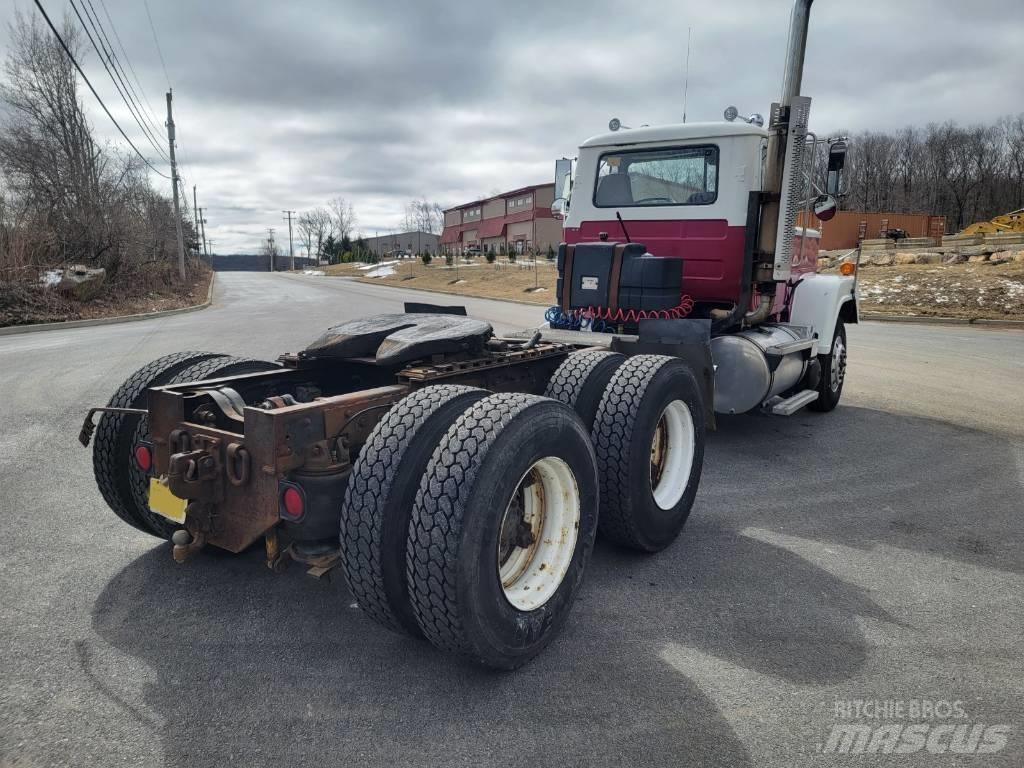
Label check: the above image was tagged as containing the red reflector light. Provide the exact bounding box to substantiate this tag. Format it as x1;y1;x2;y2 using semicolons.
134;445;152;472
281;486;304;519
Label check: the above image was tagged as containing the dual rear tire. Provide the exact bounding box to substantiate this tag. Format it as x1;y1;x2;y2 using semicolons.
92;352;279;539
340;387;599;669
546;351;706;552
341;352;707;668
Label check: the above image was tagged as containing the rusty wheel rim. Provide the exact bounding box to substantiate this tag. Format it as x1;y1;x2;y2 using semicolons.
497;457;580;611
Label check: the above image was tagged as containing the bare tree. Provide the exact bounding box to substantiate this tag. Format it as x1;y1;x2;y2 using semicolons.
827;115;1024;231
999;114;1024;209
328;197;356;242
403;197;445;235
297;206;332;264
0;11;188;289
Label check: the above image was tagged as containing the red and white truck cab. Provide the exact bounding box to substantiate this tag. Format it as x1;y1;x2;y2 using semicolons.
550;0;858;417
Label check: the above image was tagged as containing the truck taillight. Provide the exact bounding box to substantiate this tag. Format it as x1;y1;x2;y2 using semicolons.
840;262;856;276
279;483;305;521
134;444;153;472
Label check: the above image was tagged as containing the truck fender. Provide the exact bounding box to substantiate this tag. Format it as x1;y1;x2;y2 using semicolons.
789;274;858;355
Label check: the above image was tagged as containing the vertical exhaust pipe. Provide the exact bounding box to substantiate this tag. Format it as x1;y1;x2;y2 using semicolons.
749;0;814;323
780;0;814;108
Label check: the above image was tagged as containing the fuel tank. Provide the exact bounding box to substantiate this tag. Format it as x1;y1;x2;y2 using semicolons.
711;324;809;414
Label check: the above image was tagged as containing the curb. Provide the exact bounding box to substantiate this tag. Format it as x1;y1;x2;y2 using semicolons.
860;312;1024;328
0;271;216;337
860;313;971;326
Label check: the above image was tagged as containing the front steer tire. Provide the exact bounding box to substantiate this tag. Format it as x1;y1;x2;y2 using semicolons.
92;351;226;536
407;393;599;670
808;319;847;412
339;385;488;637
593;355;706;553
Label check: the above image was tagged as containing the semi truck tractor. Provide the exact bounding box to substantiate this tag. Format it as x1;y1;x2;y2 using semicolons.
79;0;855;669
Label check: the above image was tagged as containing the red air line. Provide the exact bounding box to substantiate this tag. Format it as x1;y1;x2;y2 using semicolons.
572;295;695;324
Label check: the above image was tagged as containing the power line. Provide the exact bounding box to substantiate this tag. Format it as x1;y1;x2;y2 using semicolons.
143;0;171;89
139;0;196;189
31;0;170;179
100;0;195;192
83;0;168;154
97;0;164;132
68;0;169;163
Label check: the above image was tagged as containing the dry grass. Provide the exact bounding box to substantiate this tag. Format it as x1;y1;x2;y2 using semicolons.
316;257;1024;320
323;258;559;305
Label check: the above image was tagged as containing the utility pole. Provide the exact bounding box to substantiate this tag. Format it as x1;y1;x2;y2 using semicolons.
267;227;276;271
192;185;199;256
282;210;295;270
197;207;209;257
206;239;216;256
165;90;186;281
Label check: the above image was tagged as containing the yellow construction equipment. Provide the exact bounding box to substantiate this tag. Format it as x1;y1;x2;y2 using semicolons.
960;208;1024;235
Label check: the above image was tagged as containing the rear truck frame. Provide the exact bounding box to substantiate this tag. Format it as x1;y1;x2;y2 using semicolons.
81;309;713;669
79;0;851;669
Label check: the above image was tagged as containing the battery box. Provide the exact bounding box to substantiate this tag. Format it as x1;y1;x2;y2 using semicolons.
556;242;682;312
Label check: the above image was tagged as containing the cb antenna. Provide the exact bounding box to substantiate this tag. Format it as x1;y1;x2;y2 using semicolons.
682;27;692;123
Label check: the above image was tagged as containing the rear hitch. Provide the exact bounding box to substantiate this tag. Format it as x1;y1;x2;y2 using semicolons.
171;528;206;563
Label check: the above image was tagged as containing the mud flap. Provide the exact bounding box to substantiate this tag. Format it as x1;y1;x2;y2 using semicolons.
610;318;716;430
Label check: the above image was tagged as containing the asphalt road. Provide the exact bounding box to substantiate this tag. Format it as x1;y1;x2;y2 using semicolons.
1;271;1021;767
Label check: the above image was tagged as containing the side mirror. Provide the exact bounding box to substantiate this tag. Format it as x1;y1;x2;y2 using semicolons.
551;197;567;220
826;140;848;196
813;194;838;222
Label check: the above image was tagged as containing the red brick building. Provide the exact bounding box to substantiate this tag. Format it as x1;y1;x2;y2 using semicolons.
440;184;562;256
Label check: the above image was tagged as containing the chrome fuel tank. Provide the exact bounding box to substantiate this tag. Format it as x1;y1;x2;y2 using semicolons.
711;324;809;414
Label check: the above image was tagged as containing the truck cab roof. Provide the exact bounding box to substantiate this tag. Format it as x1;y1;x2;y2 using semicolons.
581;121;769;148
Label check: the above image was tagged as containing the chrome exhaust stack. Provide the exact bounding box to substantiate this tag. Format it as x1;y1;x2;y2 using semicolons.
751;0;815;308
780;0;815;107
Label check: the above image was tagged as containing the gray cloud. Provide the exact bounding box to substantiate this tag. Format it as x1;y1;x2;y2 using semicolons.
1;0;1020;252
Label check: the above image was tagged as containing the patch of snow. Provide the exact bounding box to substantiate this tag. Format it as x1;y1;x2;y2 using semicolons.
39;269;62;287
998;279;1024;297
302;269;325;276
358;260;398;271
365;265;396;278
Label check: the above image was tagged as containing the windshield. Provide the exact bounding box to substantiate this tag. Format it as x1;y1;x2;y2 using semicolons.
594;145;719;207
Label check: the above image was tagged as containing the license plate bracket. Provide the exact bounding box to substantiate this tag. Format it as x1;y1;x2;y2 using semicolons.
149;477;187;524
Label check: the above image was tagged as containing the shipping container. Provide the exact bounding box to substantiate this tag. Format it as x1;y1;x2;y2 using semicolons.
796;211;946;250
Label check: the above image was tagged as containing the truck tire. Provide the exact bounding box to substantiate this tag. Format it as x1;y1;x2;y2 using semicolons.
544;350;626;430
128;356;281;538
593;355;705;552
407;393;598;670
339;385;488;636
809;319;847;412
92;351;226;536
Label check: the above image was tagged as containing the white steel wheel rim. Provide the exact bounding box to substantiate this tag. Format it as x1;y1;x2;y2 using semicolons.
830;335;847;391
650;400;695;511
497;457;580;611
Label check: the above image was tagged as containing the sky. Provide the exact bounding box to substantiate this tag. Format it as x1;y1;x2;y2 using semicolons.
1;0;1021;253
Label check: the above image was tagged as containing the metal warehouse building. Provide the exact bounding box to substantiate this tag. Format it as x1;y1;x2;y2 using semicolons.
364;230;439;257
